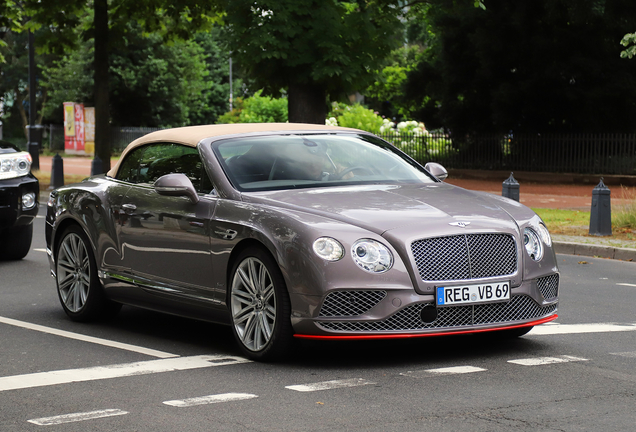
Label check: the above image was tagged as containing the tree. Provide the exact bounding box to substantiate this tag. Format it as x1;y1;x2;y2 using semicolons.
223;0;404;124
0;29;55;140
14;0;221;171
621;32;636;59
403;0;636;135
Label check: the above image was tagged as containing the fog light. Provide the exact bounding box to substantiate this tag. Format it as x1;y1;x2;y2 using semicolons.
22;192;36;210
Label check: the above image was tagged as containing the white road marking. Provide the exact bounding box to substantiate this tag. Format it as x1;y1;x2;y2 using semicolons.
33;248;47;252
164;393;258;407
530;322;636;335
610;351;636;358
617;283;636;287
508;355;588;366
286;378;375;392
0;315;178;359
35;215;45;219
0;355;250;392
28;409;128;426
401;366;486;378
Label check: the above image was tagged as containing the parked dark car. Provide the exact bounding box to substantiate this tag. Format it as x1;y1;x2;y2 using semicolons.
45;124;559;360
0;141;39;260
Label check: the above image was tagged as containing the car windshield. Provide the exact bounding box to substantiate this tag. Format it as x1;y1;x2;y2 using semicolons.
214;133;436;191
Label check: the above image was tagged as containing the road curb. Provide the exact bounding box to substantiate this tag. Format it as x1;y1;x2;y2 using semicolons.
554;241;636;261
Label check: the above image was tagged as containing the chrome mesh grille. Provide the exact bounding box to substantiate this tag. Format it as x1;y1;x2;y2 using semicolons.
537;274;559;300
317;295;557;333
318;290;387;317
411;234;517;281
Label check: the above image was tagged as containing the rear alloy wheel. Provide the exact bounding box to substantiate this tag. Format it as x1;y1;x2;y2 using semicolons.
230;248;292;361
0;224;33;260
55;225;120;321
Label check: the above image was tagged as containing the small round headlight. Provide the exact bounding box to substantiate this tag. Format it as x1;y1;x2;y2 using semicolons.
537;223;552;247
524;227;543;261
22;192;37;210
351;239;393;273
313;237;344;261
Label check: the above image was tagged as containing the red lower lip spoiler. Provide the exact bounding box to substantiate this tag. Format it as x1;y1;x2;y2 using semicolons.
294;314;558;340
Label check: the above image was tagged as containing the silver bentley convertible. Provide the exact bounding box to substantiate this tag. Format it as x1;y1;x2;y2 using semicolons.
45;123;559;360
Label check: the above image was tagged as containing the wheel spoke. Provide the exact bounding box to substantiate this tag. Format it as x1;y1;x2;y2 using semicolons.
237;266;257;296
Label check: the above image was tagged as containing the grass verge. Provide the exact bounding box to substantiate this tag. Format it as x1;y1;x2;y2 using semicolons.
533;208;636;241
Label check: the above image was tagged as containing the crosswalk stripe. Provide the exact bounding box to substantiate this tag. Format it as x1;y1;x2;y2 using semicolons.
401;366;486;378
610;351;636;358
0;355;250;392
286;378;374;392
28;409;128;426
0;315;178;359
164;393;257;407
530;322;636;335
508;355;588;366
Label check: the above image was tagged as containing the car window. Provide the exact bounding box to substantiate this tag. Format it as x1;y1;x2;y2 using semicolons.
116;143;213;193
214;134;435;192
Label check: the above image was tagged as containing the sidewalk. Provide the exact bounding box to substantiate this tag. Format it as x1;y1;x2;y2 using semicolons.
36;156;636;260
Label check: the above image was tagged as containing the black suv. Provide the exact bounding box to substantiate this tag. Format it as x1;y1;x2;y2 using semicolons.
0;141;39;260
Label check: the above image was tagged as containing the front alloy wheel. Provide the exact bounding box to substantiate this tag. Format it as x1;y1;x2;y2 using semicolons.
57;231;91;313
55;225;120;321
230;248;292;361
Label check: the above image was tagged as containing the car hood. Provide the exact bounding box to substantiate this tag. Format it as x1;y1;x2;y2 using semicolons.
243;183;525;236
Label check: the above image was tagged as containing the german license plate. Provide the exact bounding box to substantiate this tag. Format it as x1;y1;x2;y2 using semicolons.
436;282;510;306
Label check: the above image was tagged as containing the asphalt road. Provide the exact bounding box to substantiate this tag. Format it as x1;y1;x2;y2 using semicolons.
1;210;635;431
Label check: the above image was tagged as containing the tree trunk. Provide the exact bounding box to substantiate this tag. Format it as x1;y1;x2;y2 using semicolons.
287;83;327;124
94;0;110;172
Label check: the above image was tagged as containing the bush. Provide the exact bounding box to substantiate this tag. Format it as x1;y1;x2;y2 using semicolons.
217;91;288;124
327;103;384;134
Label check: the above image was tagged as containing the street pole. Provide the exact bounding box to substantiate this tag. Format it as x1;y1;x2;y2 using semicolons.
229;56;233;112
27;30;40;170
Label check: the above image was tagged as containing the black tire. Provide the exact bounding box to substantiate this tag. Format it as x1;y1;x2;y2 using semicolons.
55;224;121;321
228;247;293;361
0;224;33;260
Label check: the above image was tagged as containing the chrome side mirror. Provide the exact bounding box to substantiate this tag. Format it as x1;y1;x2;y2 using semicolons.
424;162;448;181
154;173;199;204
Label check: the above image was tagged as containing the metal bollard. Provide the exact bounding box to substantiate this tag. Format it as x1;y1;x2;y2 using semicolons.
589;178;612;236
50;153;64;189
502;172;520;202
91;155;103;176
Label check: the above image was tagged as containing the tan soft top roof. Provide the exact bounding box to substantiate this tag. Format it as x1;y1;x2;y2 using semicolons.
107;123;362;177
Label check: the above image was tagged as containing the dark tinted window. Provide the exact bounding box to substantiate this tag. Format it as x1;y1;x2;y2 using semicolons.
116;143;213;193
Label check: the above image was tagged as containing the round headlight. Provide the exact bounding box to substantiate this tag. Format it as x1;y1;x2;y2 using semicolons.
313;237;344;261
22;192;37;210
524;227;543;261
351;239;393;273
537;223;552;247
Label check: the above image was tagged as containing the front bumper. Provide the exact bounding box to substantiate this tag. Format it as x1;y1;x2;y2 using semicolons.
0;174;39;230
291;273;559;337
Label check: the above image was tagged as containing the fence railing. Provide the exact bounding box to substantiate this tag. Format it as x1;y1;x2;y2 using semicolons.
43;126;636;175
378;132;636;176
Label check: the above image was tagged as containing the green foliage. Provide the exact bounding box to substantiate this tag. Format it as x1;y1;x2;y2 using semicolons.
613;187;636;230
39;25;232;127
217;97;245;124
217;91;288;123
327;103;384;133
404;0;636;135
620;32;636;59
365;45;425;119
222;0;404;121
109;28;212;127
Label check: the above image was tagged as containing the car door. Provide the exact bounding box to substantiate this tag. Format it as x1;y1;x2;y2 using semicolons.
116;143;219;302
